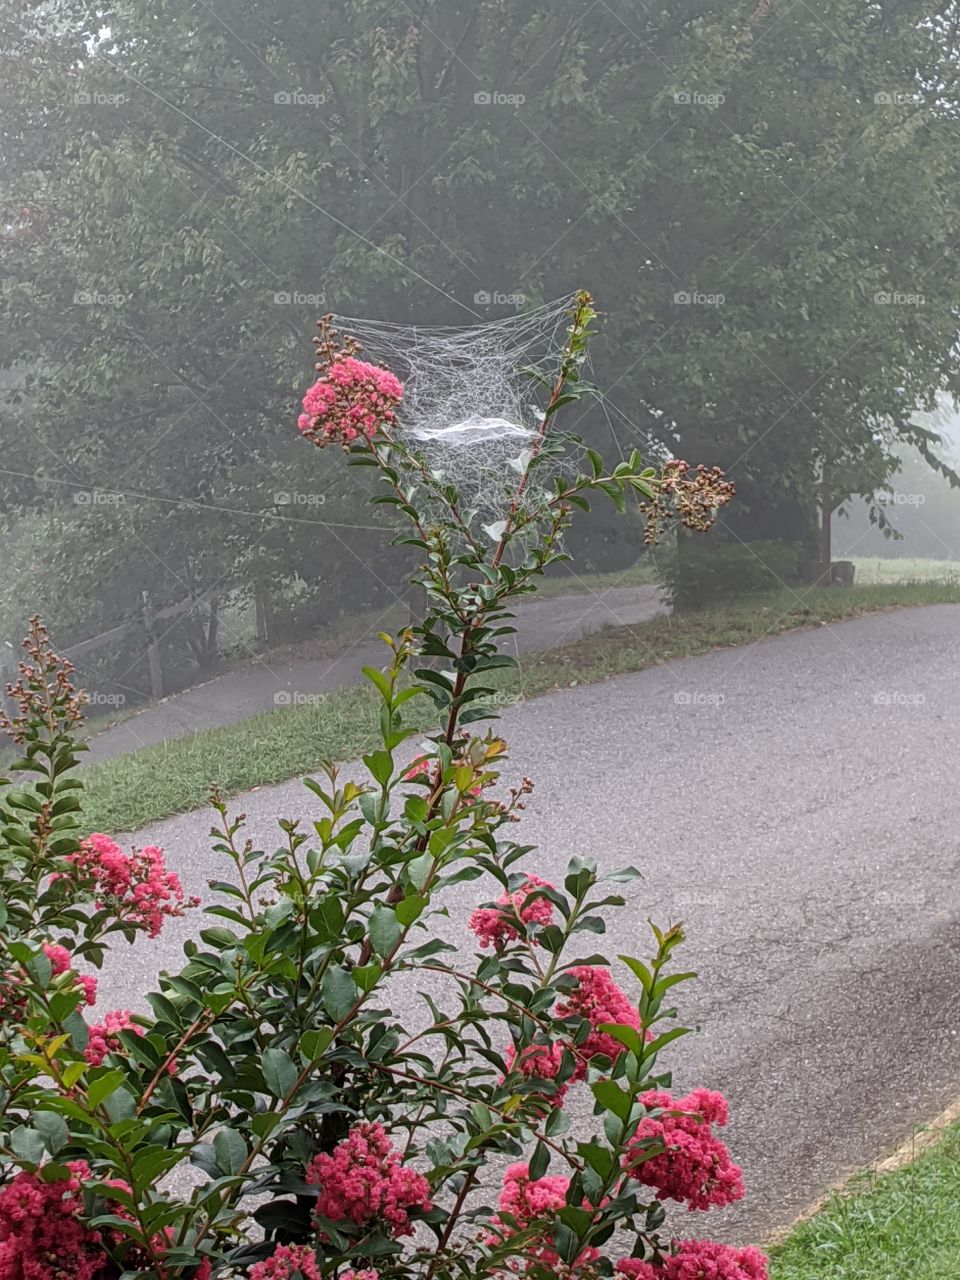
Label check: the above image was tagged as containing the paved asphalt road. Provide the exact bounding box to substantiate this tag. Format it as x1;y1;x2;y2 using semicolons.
97;603;960;1243
84;584;664;761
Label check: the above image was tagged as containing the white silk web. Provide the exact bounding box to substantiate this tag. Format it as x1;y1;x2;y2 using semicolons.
333;296;584;522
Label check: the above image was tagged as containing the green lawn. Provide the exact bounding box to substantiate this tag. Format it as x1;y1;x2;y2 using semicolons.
529;559;662;598
850;555;960;584
74;580;960;835
769;1119;960;1279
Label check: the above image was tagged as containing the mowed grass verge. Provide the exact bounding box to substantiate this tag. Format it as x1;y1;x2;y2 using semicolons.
79;581;960;834
768;1117;960;1279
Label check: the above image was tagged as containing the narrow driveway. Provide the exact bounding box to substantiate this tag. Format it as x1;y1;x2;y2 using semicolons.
100;604;960;1241
85;584;664;761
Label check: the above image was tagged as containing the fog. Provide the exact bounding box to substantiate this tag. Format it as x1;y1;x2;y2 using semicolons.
2;0;960;723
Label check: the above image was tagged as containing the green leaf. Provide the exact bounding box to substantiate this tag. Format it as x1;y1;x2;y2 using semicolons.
261;1047;298;1098
213;1126;248;1174
596;1022;644;1056
482;521;508;542
363;749;394;786
407;853;432;890
9;1126;45;1163
352;961;383;992
618;955;653;994
322;965;358;1021
528;1140;550;1181
577;1141;614;1177
591;1079;632;1121
87;1069;125;1109
362;666;392;700
33;1111;68;1155
369;905;402;956
395;894;427;926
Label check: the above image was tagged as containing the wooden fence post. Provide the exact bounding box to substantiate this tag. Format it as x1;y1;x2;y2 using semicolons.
141;590;165;701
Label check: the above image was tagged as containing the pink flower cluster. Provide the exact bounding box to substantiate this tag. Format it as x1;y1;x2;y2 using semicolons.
0;1163;210;1280
0;1162;105;1280
404;757;484;801
503;1041;568;1105
1;944;96;1027
469;876;555;949
250;1244;323;1280
306;1122;431;1237
617;1239;768;1280
298;356;403;447
84;1009;152;1068
44;943;97;1007
555;965;643;1069
62;834;198;938
624;1090;744;1212
491;1164;598;1272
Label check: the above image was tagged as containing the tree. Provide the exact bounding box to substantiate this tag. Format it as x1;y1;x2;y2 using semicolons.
2;0;960;656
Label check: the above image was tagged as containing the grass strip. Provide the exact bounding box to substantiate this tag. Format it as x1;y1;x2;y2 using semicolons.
768;1117;960;1279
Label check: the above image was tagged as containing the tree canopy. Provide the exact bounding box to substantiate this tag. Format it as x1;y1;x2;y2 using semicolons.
3;0;960;687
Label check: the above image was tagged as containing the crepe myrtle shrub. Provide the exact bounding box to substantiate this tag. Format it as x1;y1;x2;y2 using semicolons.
0;294;760;1280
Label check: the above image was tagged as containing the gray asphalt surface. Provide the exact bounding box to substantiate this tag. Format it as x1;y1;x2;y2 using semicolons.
96;603;960;1244
84;585;664;762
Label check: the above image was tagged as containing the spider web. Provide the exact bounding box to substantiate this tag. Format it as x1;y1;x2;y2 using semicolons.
332;296;585;523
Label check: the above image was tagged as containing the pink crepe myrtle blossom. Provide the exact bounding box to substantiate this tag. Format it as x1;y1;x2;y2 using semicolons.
0;947;96;1034
44;943;97;1006
84;1009;176;1075
469;876;555;949
623;1089;744;1212
554;965;643;1070
0;1162;108;1280
306;1122;430;1237
60;834;198;938
490;1164;599;1273
403;757;435;785
404;756;485;801
249;1244;324;1280
0;1163;211;1280
98;1176;211;1278
616;1239;768;1279
298;355;403;448
1;944;97;1026
503;1041;569;1106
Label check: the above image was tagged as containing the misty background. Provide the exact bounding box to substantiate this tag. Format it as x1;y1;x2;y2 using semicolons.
3;0;960;721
